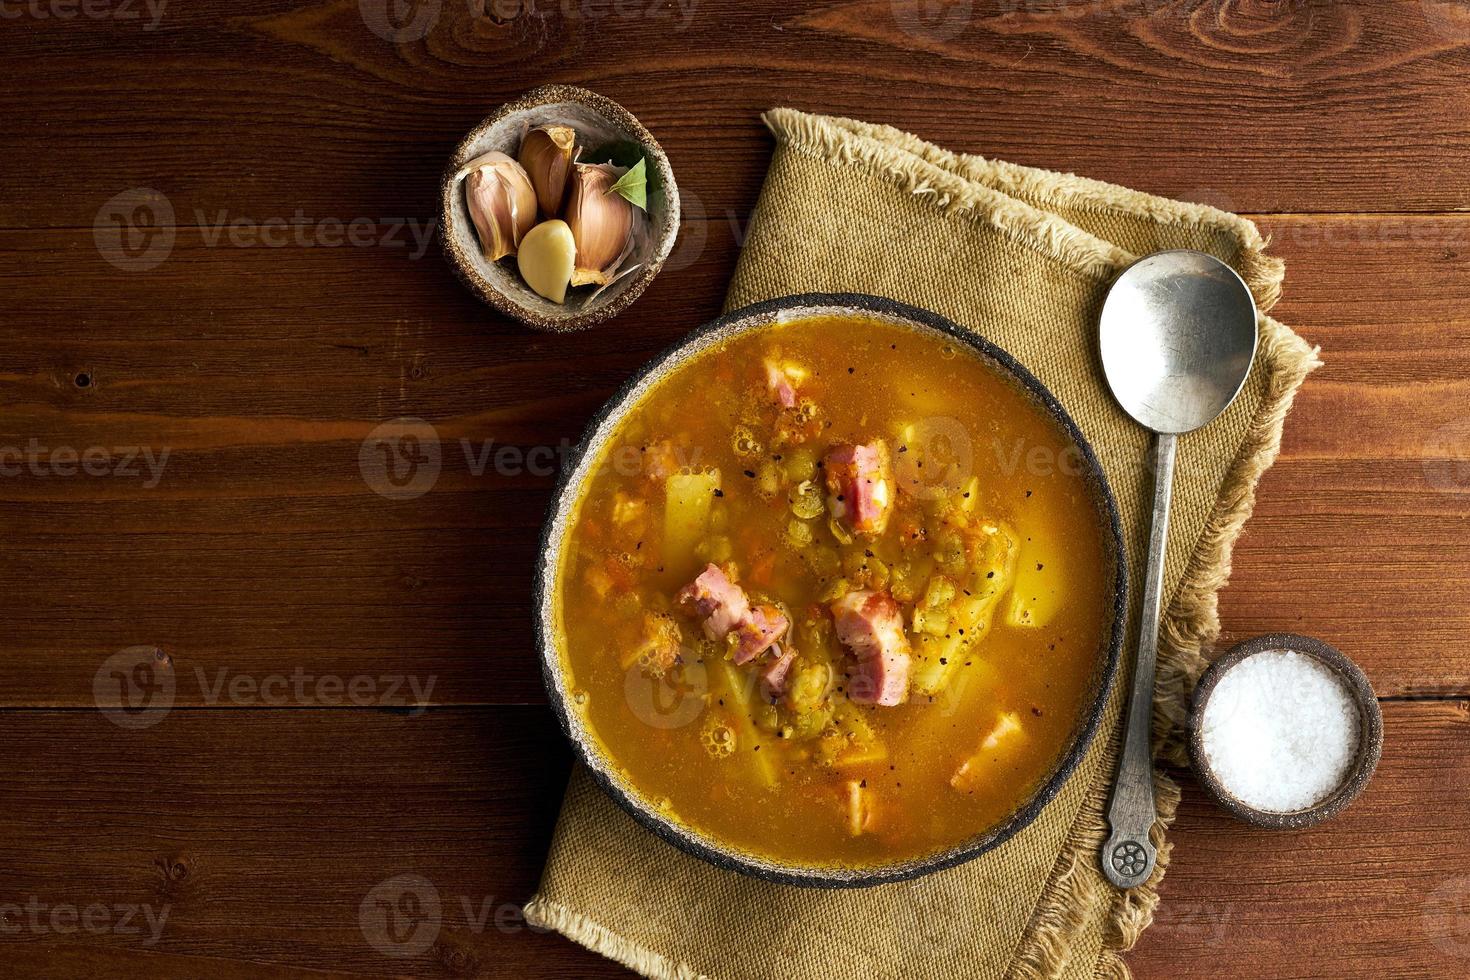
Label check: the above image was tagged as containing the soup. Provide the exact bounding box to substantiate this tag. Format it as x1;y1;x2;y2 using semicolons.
552;314;1114;869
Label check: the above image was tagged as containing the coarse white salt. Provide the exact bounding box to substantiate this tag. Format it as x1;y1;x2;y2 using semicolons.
1200;650;1360;813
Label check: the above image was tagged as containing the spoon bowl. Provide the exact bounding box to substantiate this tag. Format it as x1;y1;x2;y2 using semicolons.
1099;250;1258;434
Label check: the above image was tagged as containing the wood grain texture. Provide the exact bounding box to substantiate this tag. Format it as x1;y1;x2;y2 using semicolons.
5;1;1470;228
2;213;1468;706
1130;700;1470;979
0;707;582;978
0;702;1463;978
4;1;1468;976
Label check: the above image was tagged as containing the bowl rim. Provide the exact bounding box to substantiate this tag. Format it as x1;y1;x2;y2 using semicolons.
439;83;681;332
1187;632;1383;830
533;292;1128;887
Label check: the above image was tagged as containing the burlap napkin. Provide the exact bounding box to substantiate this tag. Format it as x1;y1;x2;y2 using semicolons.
525;109;1319;979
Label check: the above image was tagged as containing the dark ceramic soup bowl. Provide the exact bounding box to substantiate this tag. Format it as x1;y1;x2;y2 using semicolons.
535;293;1127;887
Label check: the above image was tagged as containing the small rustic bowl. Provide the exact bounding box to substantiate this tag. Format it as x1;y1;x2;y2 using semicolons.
1188;632;1382;830
440;84;680;332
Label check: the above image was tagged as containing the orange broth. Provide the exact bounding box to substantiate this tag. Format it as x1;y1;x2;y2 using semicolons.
553;314;1113;868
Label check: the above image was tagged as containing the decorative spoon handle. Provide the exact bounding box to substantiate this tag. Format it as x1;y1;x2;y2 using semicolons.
1102;430;1176;889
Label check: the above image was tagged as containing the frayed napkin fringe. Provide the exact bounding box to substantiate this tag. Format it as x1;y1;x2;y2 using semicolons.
762;107;1285;313
525;896;712;980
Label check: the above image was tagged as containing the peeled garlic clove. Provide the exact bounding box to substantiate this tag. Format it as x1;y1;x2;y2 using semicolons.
517;219;576;304
519;125;576;216
463;151;536;260
564;163;634;287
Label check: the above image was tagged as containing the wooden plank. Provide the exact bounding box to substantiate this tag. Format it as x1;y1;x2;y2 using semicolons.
5;1;1470;228
1216;214;1470;697
0;706;594;977
0;701;1461;978
1;212;1468;705
1128;700;1470;979
0;224;731;708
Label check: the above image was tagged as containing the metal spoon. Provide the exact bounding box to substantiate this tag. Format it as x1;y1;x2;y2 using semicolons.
1097;249;1259;889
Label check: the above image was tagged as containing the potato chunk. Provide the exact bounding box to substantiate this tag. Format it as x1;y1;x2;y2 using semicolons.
950;711;1025;793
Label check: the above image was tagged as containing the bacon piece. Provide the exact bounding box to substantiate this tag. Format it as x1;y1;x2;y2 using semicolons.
830;589;911;706
823;440;894;536
676;564;788;664
676;564;751;639
763;358;804;409
759;646;797;701
732;603;788;665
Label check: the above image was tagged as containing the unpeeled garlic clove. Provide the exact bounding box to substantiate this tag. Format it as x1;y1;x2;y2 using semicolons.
519;125;577;216
564;163;635;287
463;151;537;260
517;219;576;304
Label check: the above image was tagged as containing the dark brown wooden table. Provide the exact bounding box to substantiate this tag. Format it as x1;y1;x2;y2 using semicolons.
3;1;1469;977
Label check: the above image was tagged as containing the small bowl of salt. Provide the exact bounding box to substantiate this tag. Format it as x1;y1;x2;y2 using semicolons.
1188;633;1382;829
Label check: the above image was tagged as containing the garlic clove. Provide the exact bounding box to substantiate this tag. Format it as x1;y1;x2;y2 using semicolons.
463;151;537;260
519;125;577;216
564;163;635;287
517;219;576;304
